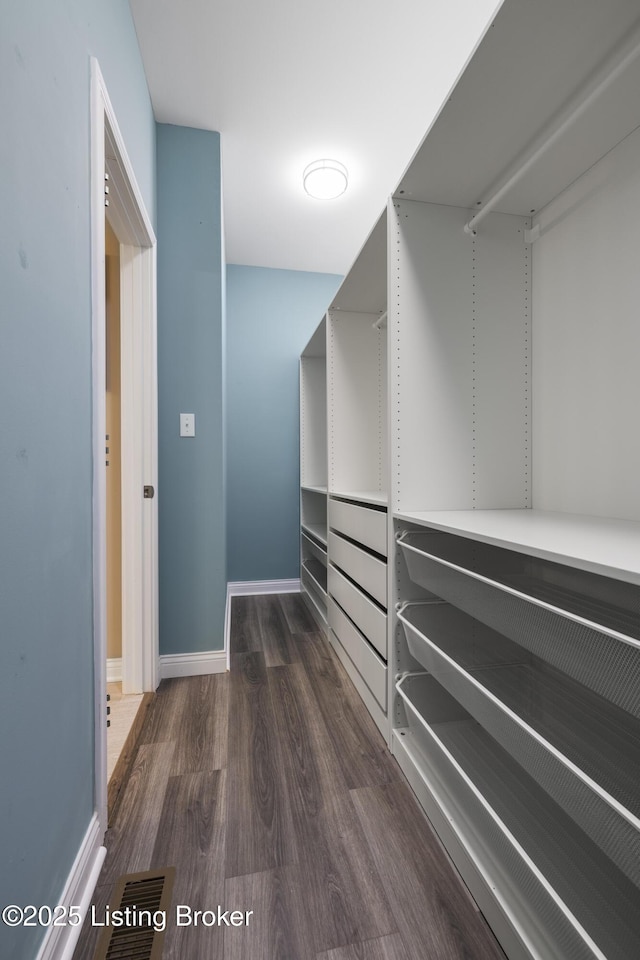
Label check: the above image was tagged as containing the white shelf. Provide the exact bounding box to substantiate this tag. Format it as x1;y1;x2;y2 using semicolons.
330;490;388;507
301;484;327;495
301;530;327;568
301;572;327;627
300;522;327;548
301;557;327;597
393;509;640;585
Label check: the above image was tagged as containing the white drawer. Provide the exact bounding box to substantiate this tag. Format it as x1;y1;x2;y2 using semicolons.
329;531;387;608
329;597;387;710
328;565;387;659
329;498;387;557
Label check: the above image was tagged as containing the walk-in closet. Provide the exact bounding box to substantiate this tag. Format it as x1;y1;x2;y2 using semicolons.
300;1;640;957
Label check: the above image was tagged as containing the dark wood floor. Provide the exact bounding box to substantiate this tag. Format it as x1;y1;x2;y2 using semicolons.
73;593;506;960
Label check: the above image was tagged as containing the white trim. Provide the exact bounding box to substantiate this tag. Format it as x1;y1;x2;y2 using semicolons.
91;57;159;837
120;242;145;694
35;816;106;960
142;242;160;694
227;578;301;596
106;658;122;683
160;650;227;679
91;58;109;836
224;582;232;671
101;90;156;248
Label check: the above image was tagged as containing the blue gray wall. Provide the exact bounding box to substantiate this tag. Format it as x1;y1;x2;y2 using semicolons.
226;266;341;582
0;2;155;958
157;125;226;654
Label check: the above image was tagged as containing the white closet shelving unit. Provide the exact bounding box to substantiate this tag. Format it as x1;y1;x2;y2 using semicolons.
300;319;329;624
387;1;640;958
327;212;389;737
299;214;390;736
300;2;640;956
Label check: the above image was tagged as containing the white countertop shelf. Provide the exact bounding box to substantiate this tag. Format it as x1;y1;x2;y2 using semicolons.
301;485;328;495
393;509;640;585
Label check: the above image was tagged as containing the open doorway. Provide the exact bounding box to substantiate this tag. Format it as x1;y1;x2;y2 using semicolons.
105;219;145;787
91;59;159;834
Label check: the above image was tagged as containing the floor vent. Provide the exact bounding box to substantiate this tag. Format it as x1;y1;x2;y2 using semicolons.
93;868;175;960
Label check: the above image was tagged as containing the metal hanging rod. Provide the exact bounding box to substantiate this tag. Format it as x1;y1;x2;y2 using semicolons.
464;23;640;236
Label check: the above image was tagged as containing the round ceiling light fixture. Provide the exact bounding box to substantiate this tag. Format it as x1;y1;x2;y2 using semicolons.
303;159;348;200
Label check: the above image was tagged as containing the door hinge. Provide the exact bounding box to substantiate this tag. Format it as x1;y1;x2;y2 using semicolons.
143;485;155;499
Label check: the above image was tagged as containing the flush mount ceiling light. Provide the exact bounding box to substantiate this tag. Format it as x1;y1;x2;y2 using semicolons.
303;159;348;200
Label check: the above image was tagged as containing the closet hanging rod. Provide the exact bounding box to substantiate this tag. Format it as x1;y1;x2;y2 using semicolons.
464;22;640;236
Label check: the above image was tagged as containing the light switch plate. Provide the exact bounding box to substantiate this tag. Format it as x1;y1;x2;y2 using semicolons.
180;413;195;437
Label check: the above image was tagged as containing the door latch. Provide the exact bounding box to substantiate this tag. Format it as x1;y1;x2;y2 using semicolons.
143;485;155;499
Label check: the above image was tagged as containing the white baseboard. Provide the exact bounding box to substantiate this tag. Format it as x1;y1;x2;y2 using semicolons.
159;650;227;679
227;578;301;597
106;657;122;683
224;583;232;671
224;579;301;666
36;815;106;960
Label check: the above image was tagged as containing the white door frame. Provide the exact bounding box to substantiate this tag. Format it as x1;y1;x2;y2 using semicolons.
90;58;159;833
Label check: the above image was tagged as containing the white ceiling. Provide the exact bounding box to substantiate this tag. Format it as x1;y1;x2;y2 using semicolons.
129;0;501;275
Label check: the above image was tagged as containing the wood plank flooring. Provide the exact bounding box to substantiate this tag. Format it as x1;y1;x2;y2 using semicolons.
73;593;506;960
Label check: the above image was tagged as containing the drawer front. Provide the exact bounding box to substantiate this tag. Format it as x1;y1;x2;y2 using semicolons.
329;597;386;710
329;531;387;607
328;565;387;659
329;498;387;557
